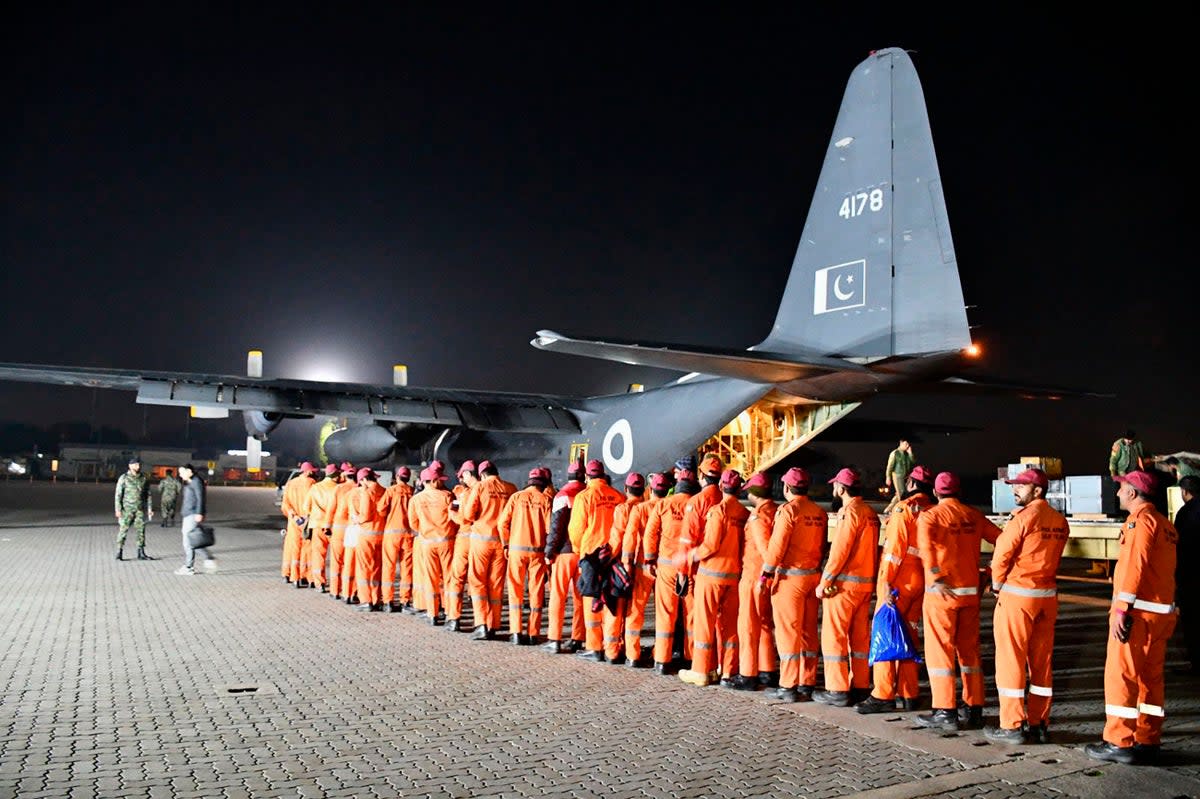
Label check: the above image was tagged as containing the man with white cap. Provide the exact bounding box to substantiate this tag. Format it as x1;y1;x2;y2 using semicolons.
985;467;1070;744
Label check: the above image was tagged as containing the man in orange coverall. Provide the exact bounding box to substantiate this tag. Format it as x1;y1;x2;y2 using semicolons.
498;466;553;645
915;471;999;731
679;469;749;687
351;467;387;611
601;472;647;664
569;459;625;662
1086;470;1178;766
407;465;456;625
620;472;667;667
304;464;342;592
645;466;700;673
329;463;357;600
377;466;415;613
280;461;318;586
760;467;827;702
444;461;479;632
813;467;880;707
542;461;587;654
983;467;1070;744
727;472;777;691
464;460;517;640
856;465;936;714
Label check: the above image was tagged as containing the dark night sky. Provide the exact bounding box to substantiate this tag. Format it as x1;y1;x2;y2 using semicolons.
1;7;1192;478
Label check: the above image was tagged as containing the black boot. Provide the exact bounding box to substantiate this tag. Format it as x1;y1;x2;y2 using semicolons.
116;547;124;561
958;704;984;730
136;547;152;561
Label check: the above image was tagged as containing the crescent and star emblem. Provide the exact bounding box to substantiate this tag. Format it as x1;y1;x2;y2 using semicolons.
833;274;855;301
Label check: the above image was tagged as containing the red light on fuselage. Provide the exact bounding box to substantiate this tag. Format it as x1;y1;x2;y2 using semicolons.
964;343;982;358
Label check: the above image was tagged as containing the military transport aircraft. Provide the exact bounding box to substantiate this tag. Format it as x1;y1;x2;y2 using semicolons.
0;48;1093;482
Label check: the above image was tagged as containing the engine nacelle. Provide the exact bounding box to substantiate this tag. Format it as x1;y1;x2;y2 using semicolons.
243;410;284;441
324;424;399;465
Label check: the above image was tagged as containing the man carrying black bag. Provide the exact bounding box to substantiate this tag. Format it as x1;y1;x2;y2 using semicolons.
175;463;217;576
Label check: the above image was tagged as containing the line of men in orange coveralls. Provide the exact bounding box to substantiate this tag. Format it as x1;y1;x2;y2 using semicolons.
278;452;1178;766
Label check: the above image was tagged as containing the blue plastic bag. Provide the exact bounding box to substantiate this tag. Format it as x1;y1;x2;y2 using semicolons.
868;592;922;665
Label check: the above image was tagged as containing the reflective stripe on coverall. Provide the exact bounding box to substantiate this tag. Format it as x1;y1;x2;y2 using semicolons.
871;492;933;701
690;494;748;678
281;473;316;581
738;499;776;679
378;481;414;605
568;478;626;652
622;496;659;661
763;495;827;689
303;476;340;587
328;479;357;595
1103;501;1178;747
918;496;999;710
990;497;1069;730
464;474;518;631
352;480;386;606
820;495;879;692
601;496;643;660
645;492;694;664
445;482;473;621
408;485;457;616
545;481;585;644
499;484;551;636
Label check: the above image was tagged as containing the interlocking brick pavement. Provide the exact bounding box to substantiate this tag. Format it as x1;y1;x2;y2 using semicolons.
0;483;1196;798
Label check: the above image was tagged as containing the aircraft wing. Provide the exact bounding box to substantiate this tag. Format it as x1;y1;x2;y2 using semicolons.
0;363;582;434
530;330;867;383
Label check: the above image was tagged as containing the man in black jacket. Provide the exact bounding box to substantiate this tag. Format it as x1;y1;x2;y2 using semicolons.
175;463;216;576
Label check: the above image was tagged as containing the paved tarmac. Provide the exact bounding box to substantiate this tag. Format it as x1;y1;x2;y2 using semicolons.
0;482;1196;799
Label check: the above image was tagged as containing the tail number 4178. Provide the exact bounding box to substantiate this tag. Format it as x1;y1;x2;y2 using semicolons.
839;189;884;219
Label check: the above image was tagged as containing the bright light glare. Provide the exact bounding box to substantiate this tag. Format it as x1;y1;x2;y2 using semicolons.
964;343;982;358
293;358;357;383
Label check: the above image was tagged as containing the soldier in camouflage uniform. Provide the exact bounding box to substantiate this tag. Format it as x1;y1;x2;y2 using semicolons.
159;469;182;527
115;456;154;560
1108;429;1145;478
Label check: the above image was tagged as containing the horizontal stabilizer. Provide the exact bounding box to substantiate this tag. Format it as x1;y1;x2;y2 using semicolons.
530;330;866;384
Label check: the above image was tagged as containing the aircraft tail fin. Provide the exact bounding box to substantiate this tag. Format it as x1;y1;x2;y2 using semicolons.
532;48;971;380
755;47;970;359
